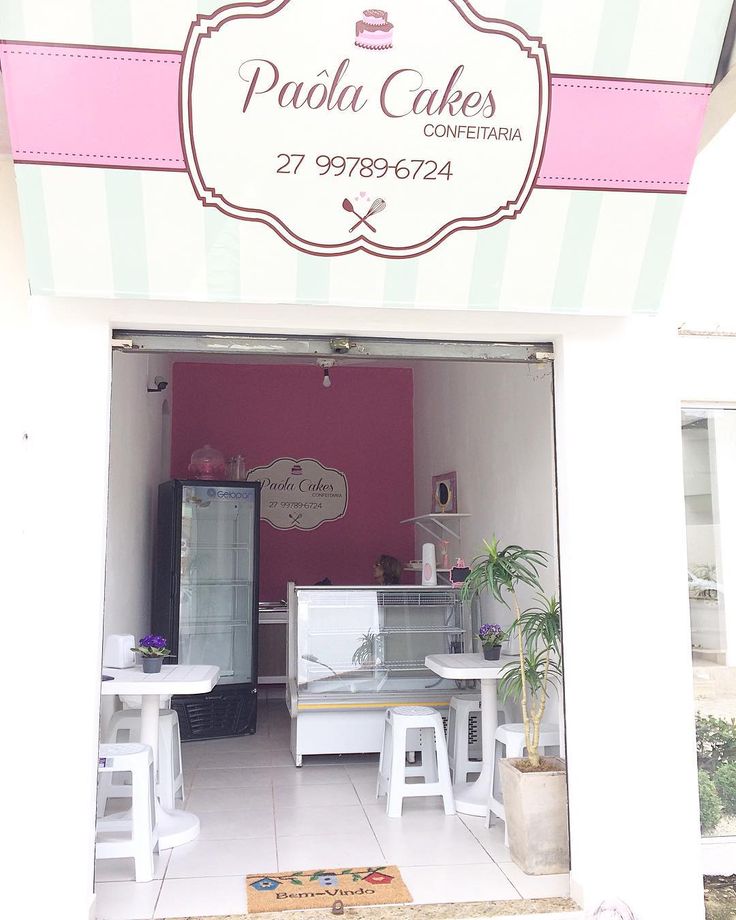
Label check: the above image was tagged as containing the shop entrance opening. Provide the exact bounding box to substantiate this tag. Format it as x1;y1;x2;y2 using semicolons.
98;330;570;918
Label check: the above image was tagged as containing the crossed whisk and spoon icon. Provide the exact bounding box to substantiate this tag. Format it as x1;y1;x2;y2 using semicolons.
341;197;387;232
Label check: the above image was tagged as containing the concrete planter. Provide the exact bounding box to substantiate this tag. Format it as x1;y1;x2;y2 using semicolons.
499;756;569;875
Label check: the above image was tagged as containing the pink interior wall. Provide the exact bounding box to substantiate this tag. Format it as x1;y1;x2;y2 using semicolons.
170;362;415;601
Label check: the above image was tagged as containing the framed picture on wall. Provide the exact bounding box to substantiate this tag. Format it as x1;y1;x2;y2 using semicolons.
431;472;458;514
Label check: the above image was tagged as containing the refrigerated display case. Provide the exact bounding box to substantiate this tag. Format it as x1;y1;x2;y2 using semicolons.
286;584;477;764
152;479;260;739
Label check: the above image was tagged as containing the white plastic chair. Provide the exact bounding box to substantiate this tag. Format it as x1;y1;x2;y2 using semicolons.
376;706;455;817
96;743;158;882
98;708;183;814
488;722;561;842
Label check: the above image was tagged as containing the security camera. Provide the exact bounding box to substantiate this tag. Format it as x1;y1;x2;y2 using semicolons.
329;337;352;354
147;376;169;393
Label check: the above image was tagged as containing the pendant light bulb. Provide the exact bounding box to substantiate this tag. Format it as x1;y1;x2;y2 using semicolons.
318;359;335;388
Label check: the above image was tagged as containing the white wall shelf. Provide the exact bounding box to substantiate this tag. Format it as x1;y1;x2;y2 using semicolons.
400;513;471;541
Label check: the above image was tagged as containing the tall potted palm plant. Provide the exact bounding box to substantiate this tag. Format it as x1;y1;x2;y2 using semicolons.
461;537;568;875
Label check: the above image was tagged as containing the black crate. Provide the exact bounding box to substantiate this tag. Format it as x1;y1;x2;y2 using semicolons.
171;685;257;740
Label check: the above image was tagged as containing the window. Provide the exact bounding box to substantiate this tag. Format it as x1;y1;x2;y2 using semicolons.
682;408;736;839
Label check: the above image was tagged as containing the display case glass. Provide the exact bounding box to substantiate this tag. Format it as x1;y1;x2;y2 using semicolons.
291;585;472;696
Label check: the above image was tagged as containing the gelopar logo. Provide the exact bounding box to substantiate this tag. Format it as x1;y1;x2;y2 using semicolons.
205;488;253;500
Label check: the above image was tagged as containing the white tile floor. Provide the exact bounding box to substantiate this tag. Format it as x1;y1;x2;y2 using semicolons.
95;696;570;919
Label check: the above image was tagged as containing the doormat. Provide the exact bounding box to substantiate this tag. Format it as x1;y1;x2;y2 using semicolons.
246;866;412;913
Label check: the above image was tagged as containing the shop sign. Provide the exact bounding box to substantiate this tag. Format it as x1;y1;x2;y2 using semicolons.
0;0;732;313
181;2;549;258
248;458;348;530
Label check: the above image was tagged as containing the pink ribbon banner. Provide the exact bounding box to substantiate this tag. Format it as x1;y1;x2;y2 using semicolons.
0;40;710;193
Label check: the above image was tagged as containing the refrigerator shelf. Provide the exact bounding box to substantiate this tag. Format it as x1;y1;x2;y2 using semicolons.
180;579;254;587
377;590;458;606
179;623;252;633
376;625;464;634
303;659;438;673
304;625;465;637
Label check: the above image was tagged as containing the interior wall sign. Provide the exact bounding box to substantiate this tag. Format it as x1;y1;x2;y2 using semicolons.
0;0;732;312
247;458;349;530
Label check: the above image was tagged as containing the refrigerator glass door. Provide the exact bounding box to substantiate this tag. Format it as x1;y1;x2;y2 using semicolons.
179;484;255;683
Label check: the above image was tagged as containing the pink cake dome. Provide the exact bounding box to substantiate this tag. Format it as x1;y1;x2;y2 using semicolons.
355;8;394;50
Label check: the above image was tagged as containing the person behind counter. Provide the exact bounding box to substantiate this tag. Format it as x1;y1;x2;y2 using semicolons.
373;554;402;585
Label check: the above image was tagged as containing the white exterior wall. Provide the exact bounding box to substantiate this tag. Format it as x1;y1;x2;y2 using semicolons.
4;75;736;920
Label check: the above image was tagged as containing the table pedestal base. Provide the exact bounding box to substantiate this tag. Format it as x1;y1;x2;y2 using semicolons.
453;776;492;816
101;803;200;850
156;804;200;849
452;676;497;817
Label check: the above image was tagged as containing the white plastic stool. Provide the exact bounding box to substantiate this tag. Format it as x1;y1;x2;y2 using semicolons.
96;743;158;882
488;722;560;841
376;706;455;817
98;708;183;814
447;697;482;782
447;697;508;783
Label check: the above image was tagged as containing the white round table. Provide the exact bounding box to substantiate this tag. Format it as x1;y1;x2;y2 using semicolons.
101;663;219;848
424;652;505;816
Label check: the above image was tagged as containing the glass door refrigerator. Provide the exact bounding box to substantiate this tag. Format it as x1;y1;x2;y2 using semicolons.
152;479;260;739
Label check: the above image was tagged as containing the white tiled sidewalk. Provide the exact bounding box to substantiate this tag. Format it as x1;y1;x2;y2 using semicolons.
95;697;570;919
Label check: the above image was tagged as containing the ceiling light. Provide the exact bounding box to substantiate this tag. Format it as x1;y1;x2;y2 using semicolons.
318;359;335;388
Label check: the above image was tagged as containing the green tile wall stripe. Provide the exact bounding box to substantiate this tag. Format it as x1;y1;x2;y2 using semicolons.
504;0;543;33
92;0;150;298
204;208;241;301
90;0;132;44
105;170;149;298
468;224;510;310
633;195;684;313
544;0;642;313
14;166;54;294
593;0;640;74
684;0;732;84
550;192;604;313
383;259;419;308
465;1;541;311
296;253;331;304
0;0;26;37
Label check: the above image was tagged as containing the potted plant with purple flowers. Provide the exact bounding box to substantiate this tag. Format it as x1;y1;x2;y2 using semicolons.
477;623;504;660
131;634;171;673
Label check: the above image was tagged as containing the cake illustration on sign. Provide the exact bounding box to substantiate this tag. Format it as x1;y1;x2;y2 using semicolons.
355;9;394;50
